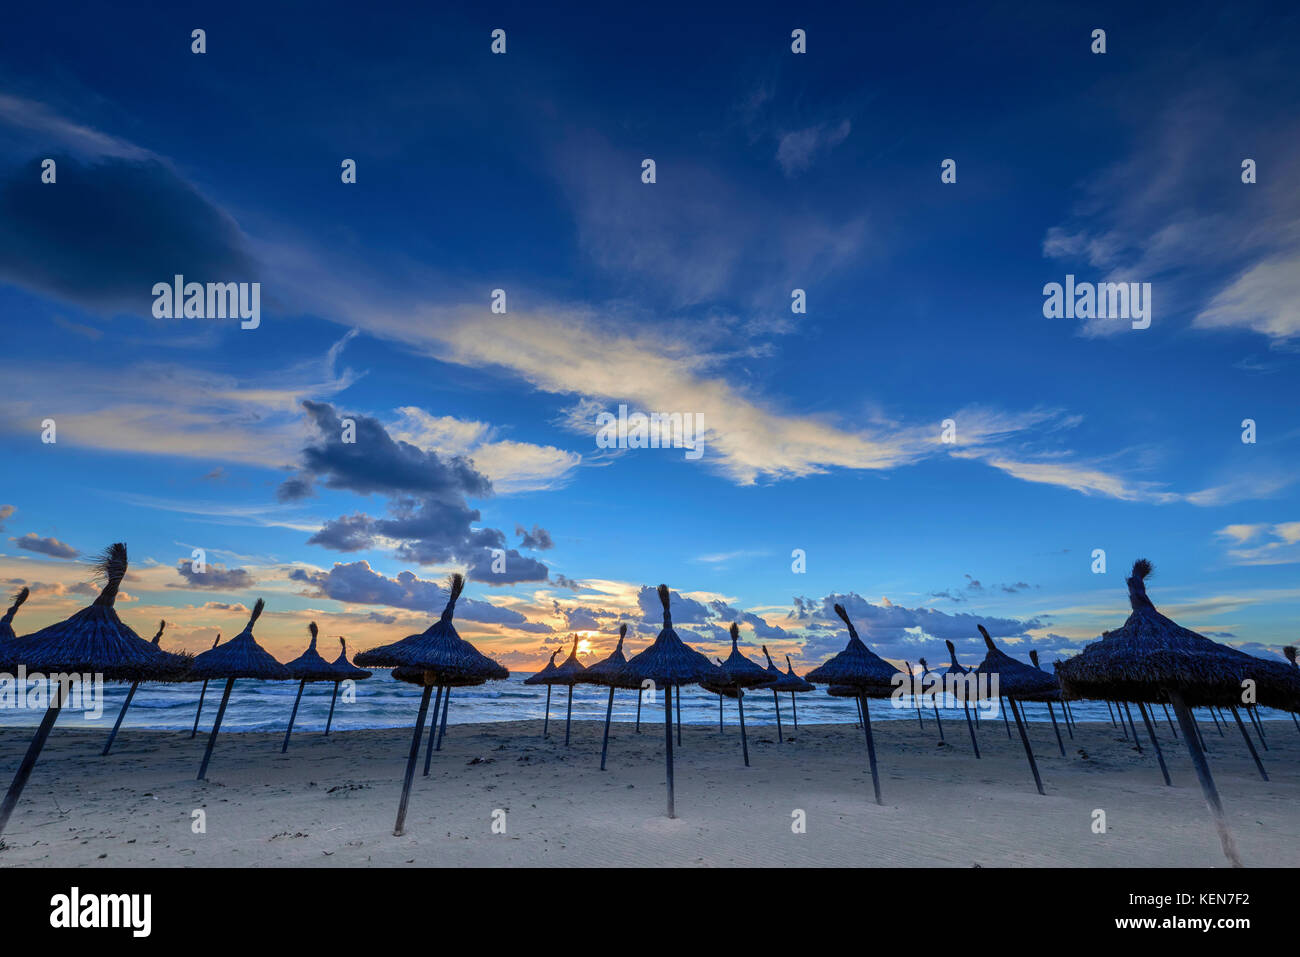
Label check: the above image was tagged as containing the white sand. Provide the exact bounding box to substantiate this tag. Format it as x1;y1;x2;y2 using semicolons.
1;717;1296;866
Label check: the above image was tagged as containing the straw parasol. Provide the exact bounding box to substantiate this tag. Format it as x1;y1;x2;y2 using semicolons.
550;635;588;747
755;644;800;741
0;544;190;841
523;647;561;738
281;622;343;753
101;618;170;756
701;654;742;729
708;623;773;766
1055;559;1262;866
187;598;291;780
973;625;1058;795
917;657;945;743
577;623;639;770
805;604;902;805
616;584;724;818
324;636;371;736
945;640;980;757
0;586;29;650
189;633;221;738
780;654;815;731
353;573;508;836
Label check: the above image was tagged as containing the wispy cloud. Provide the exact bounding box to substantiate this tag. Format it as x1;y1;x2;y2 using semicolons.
1216;521;1300;565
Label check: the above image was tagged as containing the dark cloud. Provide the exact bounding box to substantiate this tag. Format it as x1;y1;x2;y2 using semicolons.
172;559;256;590
11;533;78;559
550;574;581;590
803;592;1046;665
0;155;256;311
291;401;490;499
289;560;545;627
276;474;315;502
707;599;790;639
290;402;549;585
636;585;711;624
516;524;554;550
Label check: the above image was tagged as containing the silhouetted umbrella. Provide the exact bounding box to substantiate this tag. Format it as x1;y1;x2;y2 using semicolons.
617;584;723;818
187;598;291;780
783;654;815;730
324;636;371;736
101;618;169;756
755;645;807;740
945;640;980;757
354;573;508;835
805;603;902;805
974;625;1058;795
710;623;773;766
577;624;639;770
0;586;29;649
700;656;739;731
1055;559;1264;867
0;544;190;841
281;622;342;752
917;657;944;743
551;635;588;746
190;633;221;738
523;647;561;737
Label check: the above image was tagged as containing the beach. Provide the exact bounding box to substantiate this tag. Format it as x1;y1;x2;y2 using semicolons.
1;718;1296;867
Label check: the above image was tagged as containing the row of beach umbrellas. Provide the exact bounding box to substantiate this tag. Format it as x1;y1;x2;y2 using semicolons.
0;544;373;841
1;547;1298;865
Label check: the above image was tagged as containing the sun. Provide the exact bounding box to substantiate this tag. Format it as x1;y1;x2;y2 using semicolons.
577;637;594;657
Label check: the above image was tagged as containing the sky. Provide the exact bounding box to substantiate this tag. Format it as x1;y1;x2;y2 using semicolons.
1;1;1298;674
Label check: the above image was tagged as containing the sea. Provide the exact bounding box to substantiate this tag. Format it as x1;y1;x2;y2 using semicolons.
0;671;1293;733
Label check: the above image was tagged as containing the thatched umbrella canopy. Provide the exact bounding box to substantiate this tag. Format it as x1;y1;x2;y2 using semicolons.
102;618;174;756
577;624;639;770
187;598;290;780
0;586;29;649
324;636;371;736
707;623;772;766
617;584;724;818
548;635;588;746
280;622;345;753
0;544;189;841
945;640;980;757
973;625;1054;795
352;573;508;836
524;647;562;738
805;604;902;805
1055;559;1262;866
8;546;189;681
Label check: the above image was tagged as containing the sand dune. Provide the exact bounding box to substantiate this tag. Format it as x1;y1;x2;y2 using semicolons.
0;718;1295;867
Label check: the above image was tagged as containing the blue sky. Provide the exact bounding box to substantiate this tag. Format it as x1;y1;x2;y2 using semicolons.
1;1;1298;671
